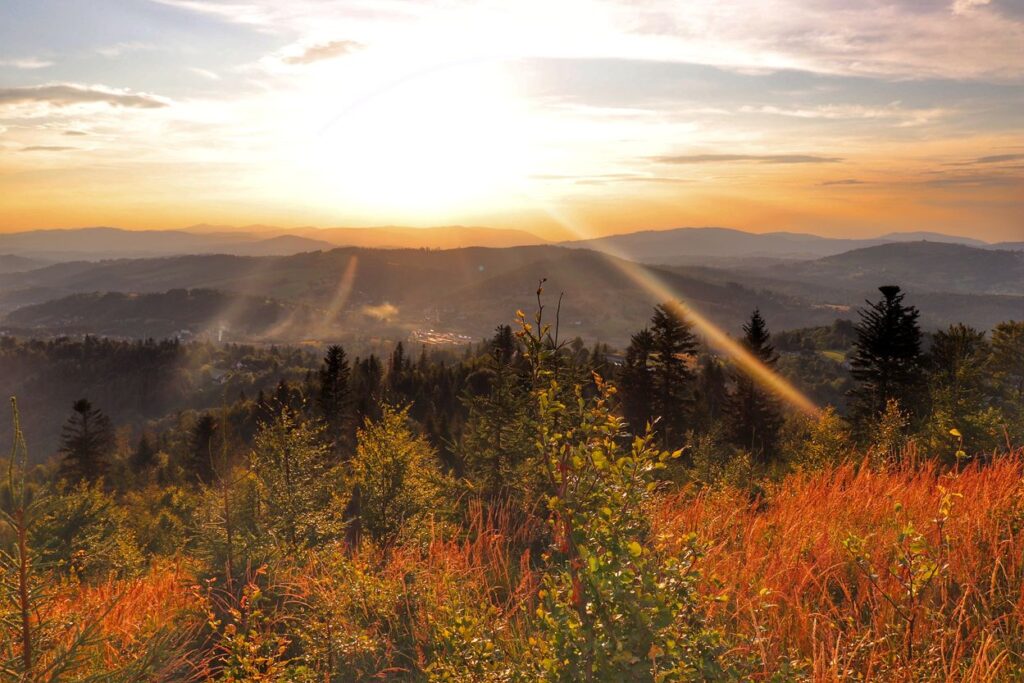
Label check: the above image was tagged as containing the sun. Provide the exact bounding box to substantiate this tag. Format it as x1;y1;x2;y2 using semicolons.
294;58;535;223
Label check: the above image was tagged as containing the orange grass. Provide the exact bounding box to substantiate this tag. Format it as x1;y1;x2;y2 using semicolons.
652;451;1024;679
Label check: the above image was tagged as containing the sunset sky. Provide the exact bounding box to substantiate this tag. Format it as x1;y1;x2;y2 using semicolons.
1;0;1022;241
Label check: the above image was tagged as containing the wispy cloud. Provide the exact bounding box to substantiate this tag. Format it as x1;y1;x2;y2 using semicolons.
22;145;77;152
821;178;867;186
0;83;170;109
189;67;222;80
282;39;363;65
0;58;54;69
654;154;842;164
96;42;154;58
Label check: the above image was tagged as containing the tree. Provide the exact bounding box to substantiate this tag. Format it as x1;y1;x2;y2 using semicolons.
848;286;925;433
927;324;996;452
618;328;656;435
131;432;157;473
250;408;340;551
460;328;533;499
649;303;698;449
58;399;114;483
989;320;1024;402
317;344;352;454
725;310;784;463
350;404;443;547
187;413;218;483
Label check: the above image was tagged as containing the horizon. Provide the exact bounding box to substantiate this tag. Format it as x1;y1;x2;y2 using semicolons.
0;222;1012;245
2;1;1022;242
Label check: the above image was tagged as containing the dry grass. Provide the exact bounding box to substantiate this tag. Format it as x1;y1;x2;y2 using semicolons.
653;451;1024;679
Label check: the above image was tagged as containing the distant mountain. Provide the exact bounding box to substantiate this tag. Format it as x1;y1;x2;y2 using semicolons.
0;246;844;343
749;242;1024;297
290;225;546;249
0;225;547;262
0;254;47;274
3;243;1020;344
560;226;991;265
4;289;324;340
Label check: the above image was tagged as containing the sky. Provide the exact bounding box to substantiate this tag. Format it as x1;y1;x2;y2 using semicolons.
0;0;1022;241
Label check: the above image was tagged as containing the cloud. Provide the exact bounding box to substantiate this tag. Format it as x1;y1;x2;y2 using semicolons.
925;172;1022;188
969;153;1024;164
653;153;842;164
821;179;867;186
361;302;398;320
96;42;154;58
63;130;89;136
22;145;77;152
0;58;54;69
0;84;170;109
281;39;364;65
189;67;222;80
952;0;991;15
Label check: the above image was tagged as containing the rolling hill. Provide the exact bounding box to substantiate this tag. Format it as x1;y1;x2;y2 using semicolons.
0;225;546;261
747;242;1024;297
3;242;1022;344
560;227;995;265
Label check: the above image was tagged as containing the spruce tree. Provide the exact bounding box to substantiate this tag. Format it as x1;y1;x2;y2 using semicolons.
187;413;218;483
317;344;352;453
725;309;783;462
649;303;698;449
618;328;656;434
848;285;925;432
58;398;114;483
131;432;157;473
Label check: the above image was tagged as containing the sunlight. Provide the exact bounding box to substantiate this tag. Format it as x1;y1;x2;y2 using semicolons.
300;59;534;221
540;203;822;417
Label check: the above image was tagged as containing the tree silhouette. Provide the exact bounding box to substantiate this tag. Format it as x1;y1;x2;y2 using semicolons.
618;328;656;434
58;399;114;483
725;309;783;462
187;413;218;483
649;303;698;449
848;285;925;432
317;344;352;454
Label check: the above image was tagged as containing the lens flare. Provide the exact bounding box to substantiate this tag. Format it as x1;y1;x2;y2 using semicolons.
542;206;820;417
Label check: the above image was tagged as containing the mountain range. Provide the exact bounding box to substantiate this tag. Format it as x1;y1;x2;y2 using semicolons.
0;225;1019;265
2;240;1022;345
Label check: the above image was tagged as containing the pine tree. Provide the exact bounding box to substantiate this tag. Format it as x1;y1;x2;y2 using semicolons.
131;432;157;473
649;303;698;449
725;310;783;462
58;399;114;483
618;328;656;434
693;356;728;433
848;285;925;432
317;344;352;454
187;413;218;483
989;320;1024;402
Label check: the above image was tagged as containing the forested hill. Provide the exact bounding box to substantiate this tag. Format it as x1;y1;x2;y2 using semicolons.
3;243;1023;343
0;246;833;343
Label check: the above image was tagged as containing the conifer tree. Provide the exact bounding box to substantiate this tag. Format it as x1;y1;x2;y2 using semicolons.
618;328;656;434
649;303;698;449
58;399;114;483
848;285;925;432
725;310;783;462
317;344;352;453
131;432;157;473
187;413;218;483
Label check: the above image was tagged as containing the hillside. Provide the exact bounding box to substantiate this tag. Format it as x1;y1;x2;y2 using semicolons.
3;242;1022;343
0;246;845;344
0;225;546;261
3;289;328;340
560;227;989;265
0;254;48;274
752;241;1024;296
